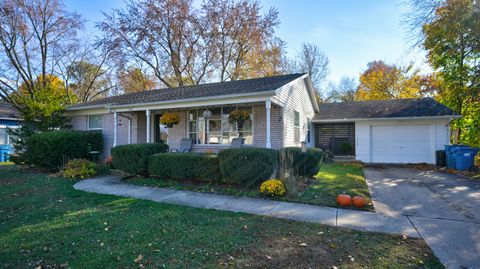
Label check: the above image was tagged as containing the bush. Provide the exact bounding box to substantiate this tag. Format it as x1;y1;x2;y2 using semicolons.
111;143;169;175
280;147;324;177
148;153;221;181
62;159;97;179
25;130;103;170
260;179;286;197
218;148;278;188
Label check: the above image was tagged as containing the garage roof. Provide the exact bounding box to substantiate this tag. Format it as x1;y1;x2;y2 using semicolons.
313;98;458;122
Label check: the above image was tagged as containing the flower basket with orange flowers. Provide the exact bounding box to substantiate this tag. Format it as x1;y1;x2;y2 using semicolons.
160;112;180;128
228;109;250;129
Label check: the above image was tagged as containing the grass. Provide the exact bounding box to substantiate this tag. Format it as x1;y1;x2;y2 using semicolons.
126;162;374;211
0;168;443;268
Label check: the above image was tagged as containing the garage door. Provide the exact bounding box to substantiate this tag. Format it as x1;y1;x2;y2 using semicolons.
371;125;435;164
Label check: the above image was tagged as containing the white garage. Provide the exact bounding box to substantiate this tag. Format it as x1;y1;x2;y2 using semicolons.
313;98;460;164
370;124;435;164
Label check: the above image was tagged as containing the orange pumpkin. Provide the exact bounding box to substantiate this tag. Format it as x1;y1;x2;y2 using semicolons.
336;194;351;206
352;196;367;208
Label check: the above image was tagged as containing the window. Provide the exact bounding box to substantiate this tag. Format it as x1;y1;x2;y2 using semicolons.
294;111;300;143
188;106;253;145
88;115;103;130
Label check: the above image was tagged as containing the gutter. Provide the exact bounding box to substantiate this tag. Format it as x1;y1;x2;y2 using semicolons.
311;115;462;123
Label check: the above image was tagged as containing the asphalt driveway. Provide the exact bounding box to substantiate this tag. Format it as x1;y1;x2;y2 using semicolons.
364;167;480;269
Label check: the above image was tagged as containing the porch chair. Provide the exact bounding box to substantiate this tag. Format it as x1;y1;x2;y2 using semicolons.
230;137;245;148
170;138;193;153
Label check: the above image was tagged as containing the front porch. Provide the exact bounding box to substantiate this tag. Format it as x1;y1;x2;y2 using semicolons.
110;100;284;153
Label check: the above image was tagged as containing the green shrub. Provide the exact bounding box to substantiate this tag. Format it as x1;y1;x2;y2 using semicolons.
280;147;324;177
218;148;278;188
62;159;97;179
148;153;221;181
111;143;169;175
25;130;103;170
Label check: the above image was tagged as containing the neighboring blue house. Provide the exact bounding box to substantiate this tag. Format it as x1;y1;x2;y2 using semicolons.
0;103;21;161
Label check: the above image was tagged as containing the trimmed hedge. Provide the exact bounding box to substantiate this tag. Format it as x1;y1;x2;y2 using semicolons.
111;143;169;175
25;130;103;170
148;153;221;181
218;148;278;188
280;147;324;177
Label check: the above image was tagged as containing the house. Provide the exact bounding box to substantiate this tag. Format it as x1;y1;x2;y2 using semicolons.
65;73;460;164
0;103;21;160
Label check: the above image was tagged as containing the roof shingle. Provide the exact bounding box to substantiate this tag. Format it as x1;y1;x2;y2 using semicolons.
314;98;457;121
68;73;305;109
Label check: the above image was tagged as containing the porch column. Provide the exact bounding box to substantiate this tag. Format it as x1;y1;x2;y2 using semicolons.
265;100;271;148
113;111;118;147
146;109;151;143
128;117;132;144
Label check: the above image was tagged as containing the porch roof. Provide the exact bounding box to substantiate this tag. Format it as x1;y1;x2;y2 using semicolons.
67;73;305;111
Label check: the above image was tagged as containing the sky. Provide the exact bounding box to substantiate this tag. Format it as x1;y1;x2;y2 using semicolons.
64;0;428;84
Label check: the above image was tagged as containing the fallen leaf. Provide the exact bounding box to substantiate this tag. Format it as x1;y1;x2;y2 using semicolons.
134;254;143;263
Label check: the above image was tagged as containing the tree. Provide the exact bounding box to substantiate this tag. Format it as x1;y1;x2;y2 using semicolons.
355;61;424;100
325;76;357;102
66;61;116;102
98;0;283;87
288;43;329;97
0;0;82;104
118;67;157;93
205;0;281;81
420;0;480;146
9;75;75;155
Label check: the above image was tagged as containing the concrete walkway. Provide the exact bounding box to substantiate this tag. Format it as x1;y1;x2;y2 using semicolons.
74;175;420;238
364;167;480;269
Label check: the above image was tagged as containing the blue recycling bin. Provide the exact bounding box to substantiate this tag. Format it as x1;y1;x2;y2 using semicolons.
0;145;11;162
445;145;469;169
453;147;479;171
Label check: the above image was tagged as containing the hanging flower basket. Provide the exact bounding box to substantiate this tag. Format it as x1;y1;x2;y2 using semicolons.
160;112;180;128
228;109;250;129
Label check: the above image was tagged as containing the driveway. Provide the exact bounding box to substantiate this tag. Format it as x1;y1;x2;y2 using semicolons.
364;167;480;269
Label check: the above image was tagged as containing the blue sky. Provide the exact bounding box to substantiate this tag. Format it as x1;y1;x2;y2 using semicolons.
64;0;427;84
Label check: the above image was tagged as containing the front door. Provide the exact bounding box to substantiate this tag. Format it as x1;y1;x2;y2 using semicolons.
154;114;168;143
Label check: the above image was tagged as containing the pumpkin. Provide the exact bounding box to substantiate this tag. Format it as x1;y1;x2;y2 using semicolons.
352;196;367;208
336;194;351;206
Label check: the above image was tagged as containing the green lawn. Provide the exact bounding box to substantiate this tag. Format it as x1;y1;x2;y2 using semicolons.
127;162;374;211
0;168;443;268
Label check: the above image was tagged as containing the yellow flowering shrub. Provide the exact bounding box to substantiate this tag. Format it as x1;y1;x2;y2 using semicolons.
260;179;286;197
63;159;97;179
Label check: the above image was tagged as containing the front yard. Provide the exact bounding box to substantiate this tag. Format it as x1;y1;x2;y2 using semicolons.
126;162;374;211
0;168;443;268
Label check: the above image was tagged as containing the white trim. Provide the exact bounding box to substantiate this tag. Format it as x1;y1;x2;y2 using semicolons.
0;125;19;129
146;109;151;143
266;100;271;148
312;115;461;123
128;117;132;144
113;112;118;147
